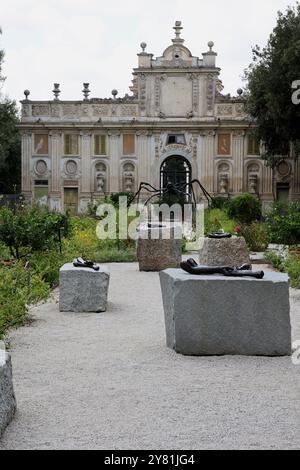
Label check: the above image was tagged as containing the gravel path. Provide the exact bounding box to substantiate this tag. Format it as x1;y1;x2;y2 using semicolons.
0;262;300;450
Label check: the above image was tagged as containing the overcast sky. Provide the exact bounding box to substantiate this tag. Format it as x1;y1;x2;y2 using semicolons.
0;0;296;104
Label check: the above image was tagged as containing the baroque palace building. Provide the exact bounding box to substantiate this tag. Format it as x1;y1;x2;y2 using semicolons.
19;22;300;214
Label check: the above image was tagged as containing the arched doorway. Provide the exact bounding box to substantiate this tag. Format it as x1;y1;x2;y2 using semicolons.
160;155;191;201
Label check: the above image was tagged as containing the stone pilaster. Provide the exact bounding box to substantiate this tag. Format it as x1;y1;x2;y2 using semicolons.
49;131;62;212
108;132;121;193
80;132;92;195
199;131;215;193
137;132;151;183
262;164;274;197
232;131;245;193
292;159;300;196
21;132;32;198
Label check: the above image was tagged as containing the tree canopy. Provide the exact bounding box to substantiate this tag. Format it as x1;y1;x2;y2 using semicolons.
245;3;300;168
0;27;21;194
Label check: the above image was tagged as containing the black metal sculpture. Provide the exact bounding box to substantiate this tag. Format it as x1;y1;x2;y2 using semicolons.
208;230;232;239
73;258;100;271
181;258;265;279
129;179;213;208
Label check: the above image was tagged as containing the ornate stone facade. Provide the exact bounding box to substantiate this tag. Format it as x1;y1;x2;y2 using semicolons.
19;22;300;213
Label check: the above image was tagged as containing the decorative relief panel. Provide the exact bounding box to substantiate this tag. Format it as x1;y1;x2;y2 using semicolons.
121;105;138;117
235;103;245;116
277;161;291;179
22;105;31;117
139;73;147;113
35;160;48;176
217;105;233;117
206;74;214;113
32;104;50;116
92;104;110;117
65;160;78;177
50;104;61;118
62;104;78;118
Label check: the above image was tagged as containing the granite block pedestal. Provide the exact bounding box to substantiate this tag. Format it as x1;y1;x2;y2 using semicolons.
160;269;291;356
0;353;17;437
199;237;250;267
137;225;182;272
59;264;110;313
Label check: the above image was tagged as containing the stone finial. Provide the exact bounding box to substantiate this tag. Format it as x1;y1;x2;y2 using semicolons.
172;21;184;44
24;90;30;100
140;42;147;53
82;83;91;100
208;41;215;52
53;83;61;101
112;89;118;99
237;88;243;97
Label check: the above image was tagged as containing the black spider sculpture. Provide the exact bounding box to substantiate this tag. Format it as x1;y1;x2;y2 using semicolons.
129;179;213;208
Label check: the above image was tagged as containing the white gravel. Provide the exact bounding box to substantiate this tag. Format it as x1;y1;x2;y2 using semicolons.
0;262;300;450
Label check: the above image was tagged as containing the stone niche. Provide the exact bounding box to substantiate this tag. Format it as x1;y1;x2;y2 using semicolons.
122;162;136;193
95;162;107;195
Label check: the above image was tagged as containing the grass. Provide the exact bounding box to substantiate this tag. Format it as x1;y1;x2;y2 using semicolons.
265;248;300;288
0;216;136;339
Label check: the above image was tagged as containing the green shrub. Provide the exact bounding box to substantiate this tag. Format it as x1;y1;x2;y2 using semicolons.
210;197;230;211
240;223;269;252
266;250;300;288
107;192;135;208
284;255;300;288
0;206;71;259
227;194;262;224
0;263;50;339
266;202;300;245
204;209;237;235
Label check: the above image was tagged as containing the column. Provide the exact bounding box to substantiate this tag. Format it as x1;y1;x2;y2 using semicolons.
21;131;33;199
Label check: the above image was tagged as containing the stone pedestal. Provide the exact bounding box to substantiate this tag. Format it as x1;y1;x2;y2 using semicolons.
137;226;182;272
160;269;291;356
0;353;17;437
199;237;250;267
59;264;110;313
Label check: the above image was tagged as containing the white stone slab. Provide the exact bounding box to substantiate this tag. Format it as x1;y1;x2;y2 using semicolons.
59;264;110;313
160;269;291;356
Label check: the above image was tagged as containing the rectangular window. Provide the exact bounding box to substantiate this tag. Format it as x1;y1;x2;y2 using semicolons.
34;134;49;155
218;134;231;156
123;134;135;155
94;135;107;155
64;134;79;155
248;135;260;155
167;134;186;145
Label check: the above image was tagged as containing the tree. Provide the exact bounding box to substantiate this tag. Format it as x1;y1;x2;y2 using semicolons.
0;27;5;84
0;27;21;194
245;3;300;169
